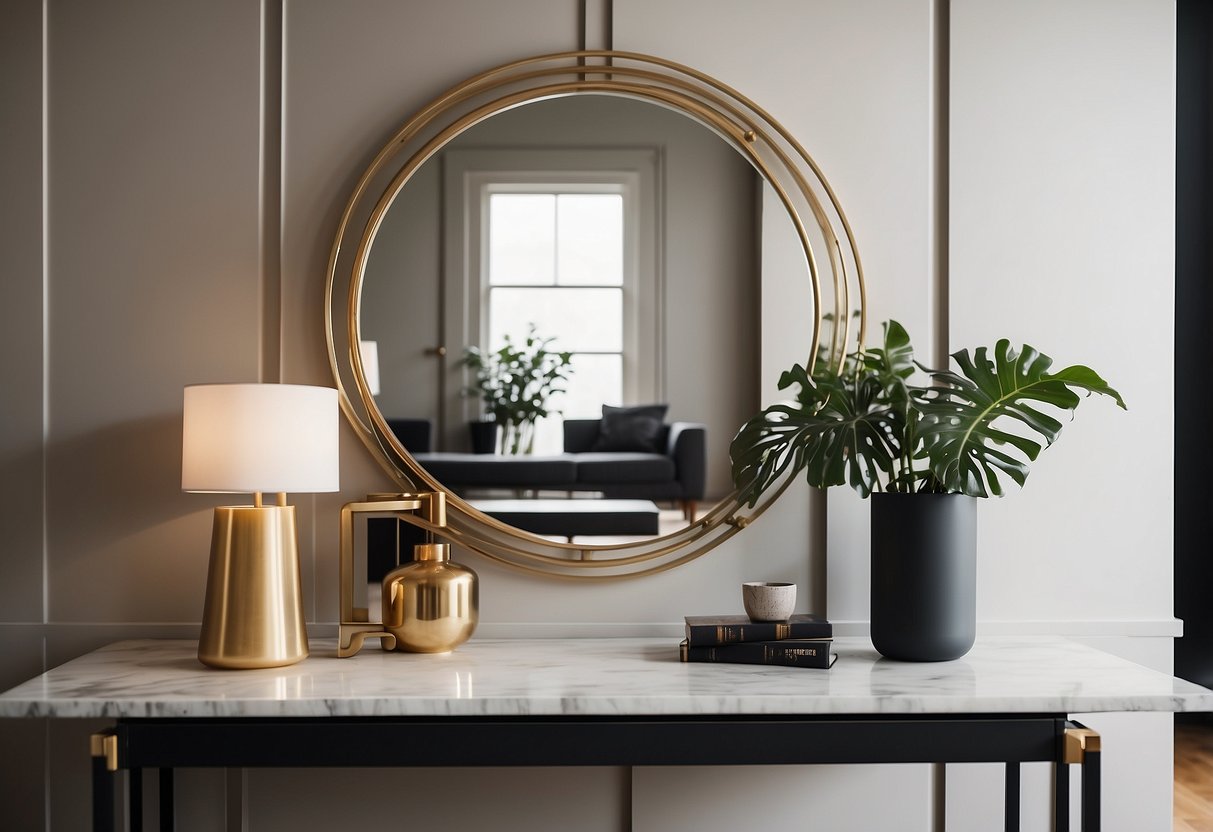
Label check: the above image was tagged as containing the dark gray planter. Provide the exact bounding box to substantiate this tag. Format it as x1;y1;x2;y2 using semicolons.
468;421;498;455
870;492;977;662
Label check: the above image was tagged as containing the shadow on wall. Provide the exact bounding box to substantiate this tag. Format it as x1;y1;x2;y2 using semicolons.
44;411;216;621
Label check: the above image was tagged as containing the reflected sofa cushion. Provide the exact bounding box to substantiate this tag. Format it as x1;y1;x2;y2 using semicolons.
591;404;669;452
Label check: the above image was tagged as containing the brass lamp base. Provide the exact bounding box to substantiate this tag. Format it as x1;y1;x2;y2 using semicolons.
198;505;309;669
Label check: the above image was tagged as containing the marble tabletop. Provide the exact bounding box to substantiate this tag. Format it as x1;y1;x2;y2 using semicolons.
1;637;1210;720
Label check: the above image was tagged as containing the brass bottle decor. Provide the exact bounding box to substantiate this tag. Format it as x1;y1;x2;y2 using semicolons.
382;543;478;652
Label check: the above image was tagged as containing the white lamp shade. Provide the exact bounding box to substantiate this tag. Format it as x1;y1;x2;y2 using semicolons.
182;383;340;494
358;340;381;396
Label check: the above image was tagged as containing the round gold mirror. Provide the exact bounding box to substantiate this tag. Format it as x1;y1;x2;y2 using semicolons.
327;51;865;579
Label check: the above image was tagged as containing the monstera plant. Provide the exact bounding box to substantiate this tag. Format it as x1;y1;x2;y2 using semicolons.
730;320;1125;503
729;320;1124;662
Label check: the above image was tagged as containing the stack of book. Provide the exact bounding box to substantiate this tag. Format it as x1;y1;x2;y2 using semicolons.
678;614;836;669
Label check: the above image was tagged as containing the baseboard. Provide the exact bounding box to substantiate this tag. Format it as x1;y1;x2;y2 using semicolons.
0;617;1181;642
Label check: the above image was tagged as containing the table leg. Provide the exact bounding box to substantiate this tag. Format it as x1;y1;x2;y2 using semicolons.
931;762;946;832
1004;762;1020;832
1053;761;1070;832
1080;749;1100;832
90;732;117;832
1064;724;1101;832
129;768;142;832
159;768;174;832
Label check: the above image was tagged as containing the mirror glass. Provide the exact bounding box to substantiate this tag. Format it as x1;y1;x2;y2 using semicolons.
359;93;787;544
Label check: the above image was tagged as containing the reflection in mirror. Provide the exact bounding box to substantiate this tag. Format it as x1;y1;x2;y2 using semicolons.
360;93;789;544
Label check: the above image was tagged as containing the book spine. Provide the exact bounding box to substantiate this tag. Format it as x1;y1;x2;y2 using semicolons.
681;641;833;669
685;621;831;646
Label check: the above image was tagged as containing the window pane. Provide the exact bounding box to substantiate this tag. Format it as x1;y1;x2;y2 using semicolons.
560;353;624;419
556;194;623;286
530;354;623;456
489;194;554;285
490;287;622;352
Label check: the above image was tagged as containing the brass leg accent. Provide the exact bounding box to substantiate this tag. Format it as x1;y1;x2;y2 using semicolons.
1062;727;1101;764
90;732;119;772
1063;724;1101;832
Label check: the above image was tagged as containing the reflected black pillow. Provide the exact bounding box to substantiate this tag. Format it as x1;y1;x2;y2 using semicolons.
592;404;669;453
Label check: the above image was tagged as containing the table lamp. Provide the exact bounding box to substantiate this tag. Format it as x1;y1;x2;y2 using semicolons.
358;340;381;396
182;383;339;669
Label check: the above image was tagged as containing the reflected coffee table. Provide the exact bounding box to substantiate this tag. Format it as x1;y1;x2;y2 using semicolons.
468;498;661;540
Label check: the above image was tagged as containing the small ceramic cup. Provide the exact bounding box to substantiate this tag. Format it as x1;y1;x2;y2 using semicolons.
742;581;797;622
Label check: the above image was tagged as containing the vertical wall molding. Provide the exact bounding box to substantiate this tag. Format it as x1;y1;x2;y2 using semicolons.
40;0;50;628
260;0;284;383
581;0;612;52
929;0;950;367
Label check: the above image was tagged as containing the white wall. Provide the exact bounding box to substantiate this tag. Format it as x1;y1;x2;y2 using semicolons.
0;0;1177;829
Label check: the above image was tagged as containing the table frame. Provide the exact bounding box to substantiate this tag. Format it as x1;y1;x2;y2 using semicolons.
90;712;1101;832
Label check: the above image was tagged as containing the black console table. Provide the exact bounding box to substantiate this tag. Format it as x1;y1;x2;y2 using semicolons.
2;637;1209;831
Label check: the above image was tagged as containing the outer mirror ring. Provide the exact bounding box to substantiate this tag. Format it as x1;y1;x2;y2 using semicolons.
326;50;865;579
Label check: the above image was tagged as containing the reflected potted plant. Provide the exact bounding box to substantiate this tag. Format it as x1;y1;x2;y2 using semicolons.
461;324;574;455
730;321;1124;661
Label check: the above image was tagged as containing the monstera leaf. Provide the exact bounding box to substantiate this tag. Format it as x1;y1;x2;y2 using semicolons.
861;320;926;492
917;340;1125;497
731;362;902;505
863;320;915;386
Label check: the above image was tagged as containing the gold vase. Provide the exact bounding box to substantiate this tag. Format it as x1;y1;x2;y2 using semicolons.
382;543;478;652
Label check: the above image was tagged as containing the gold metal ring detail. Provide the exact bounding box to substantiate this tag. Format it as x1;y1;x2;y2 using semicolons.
326;50;865;579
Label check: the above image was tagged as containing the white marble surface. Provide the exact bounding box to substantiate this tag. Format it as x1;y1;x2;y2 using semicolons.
1;637;1210;719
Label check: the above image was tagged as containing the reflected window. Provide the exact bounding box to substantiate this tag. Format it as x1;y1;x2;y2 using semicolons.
485;189;628;454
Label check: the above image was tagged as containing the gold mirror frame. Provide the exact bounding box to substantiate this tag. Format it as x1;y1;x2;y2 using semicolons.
326;50;865;580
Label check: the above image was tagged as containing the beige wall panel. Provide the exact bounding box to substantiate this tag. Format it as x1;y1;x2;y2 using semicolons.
44;0;264;622
248;766;628;832
633;764;931;832
0;0;46;623
0;628;45;830
43;623;198;671
949;0;1174;621
613;0;935;625
0;625;44;692
948;5;1176;826
0;718;45;832
614;0;935;333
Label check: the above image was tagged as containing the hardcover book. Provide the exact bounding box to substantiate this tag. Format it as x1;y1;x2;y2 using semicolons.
684;614;832;646
678;638;837;669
